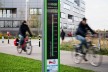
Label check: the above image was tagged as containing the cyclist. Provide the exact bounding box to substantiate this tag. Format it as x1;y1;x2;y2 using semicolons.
75;17;97;61
18;20;32;52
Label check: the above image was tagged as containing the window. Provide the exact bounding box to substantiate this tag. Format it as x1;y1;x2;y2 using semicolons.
7;10;11;17
30;8;42;15
67;0;74;3
74;0;80;6
0;20;22;28
12;8;17;18
60;23;62;29
5;21;13;27
68;14;73;19
61;12;66;18
30;9;34;14
74;16;79;21
33;9;37;14
0;8;17;18
38;9;42;14
67;24;72;30
68;19;71;22
13;21;20;27
63;23;67;29
0;10;2;17
0;21;4;27
30;8;37;14
3;10;6;17
63;3;70;10
68;14;73;22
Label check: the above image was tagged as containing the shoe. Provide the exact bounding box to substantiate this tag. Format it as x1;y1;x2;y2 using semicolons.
23;49;27;52
75;47;80;53
83;55;88;61
18;45;22;48
22;47;27;52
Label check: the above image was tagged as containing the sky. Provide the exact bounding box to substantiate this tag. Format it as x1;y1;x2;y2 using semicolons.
85;0;108;30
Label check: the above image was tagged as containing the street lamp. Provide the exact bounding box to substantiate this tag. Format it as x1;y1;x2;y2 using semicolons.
25;0;29;21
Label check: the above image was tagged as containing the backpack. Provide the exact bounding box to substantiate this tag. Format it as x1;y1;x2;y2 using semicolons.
14;38;19;46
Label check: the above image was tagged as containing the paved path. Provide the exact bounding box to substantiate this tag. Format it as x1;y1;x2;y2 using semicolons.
0;39;108;72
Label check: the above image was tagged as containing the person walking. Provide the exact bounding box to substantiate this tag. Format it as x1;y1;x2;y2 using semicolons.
60;29;65;43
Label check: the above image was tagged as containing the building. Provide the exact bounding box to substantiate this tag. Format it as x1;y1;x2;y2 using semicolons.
0;0;43;35
0;0;85;36
60;0;85;35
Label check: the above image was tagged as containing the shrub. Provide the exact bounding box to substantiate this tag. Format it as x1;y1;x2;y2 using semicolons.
60;41;74;51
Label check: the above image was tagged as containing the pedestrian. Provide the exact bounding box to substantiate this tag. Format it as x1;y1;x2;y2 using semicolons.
60;29;65;43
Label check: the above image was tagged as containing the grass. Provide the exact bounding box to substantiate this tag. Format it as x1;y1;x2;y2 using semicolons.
0;53;94;72
0;53;42;72
100;49;108;55
60;41;74;51
60;39;108;55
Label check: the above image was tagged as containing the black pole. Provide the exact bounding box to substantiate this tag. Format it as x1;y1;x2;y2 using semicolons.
8;36;9;44
39;36;40;47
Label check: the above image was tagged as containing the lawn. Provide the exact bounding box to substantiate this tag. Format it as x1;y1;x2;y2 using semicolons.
60;38;108;55
0;53;94;72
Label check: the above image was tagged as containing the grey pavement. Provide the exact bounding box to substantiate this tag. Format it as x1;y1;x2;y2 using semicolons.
0;39;108;72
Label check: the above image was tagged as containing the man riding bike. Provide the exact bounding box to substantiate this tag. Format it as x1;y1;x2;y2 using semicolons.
18;20;32;52
75;17;97;61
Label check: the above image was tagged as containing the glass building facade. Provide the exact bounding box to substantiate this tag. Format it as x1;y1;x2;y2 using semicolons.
0;0;85;35
60;0;85;34
0;0;43;35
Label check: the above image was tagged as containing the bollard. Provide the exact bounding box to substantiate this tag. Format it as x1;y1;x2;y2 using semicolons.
8;36;9;44
2;36;4;43
7;31;10;44
39;36;41;47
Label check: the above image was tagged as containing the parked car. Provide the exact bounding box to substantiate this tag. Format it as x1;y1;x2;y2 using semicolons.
67;32;72;37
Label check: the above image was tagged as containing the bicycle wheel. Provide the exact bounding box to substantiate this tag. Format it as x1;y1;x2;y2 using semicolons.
88;47;102;67
26;42;32;55
17;46;22;54
72;45;82;64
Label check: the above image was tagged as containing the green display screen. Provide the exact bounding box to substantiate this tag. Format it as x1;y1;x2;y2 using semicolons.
47;0;58;59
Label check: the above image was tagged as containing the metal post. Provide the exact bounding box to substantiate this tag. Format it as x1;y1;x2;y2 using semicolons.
2;36;4;43
39;36;40;47
104;29;106;50
98;30;101;50
42;0;45;72
8;36;9;44
25;0;29;21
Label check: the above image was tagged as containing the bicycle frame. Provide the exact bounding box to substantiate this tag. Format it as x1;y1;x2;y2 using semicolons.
19;36;31;49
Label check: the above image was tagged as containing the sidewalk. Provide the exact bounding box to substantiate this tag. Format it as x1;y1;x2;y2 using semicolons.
0;39;108;72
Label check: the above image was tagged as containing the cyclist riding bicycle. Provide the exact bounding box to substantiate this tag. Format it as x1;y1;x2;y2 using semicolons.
18;20;32;52
75;17;97;60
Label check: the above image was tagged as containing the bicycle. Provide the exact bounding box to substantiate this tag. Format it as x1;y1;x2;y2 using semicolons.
72;34;103;67
17;36;32;55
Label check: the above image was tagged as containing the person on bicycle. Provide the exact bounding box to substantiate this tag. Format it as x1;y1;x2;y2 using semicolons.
18;20;32;52
75;17;97;55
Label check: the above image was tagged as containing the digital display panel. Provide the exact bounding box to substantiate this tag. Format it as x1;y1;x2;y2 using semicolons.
47;0;58;59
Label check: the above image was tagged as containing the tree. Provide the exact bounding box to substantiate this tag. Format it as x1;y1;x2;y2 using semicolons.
28;12;41;36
